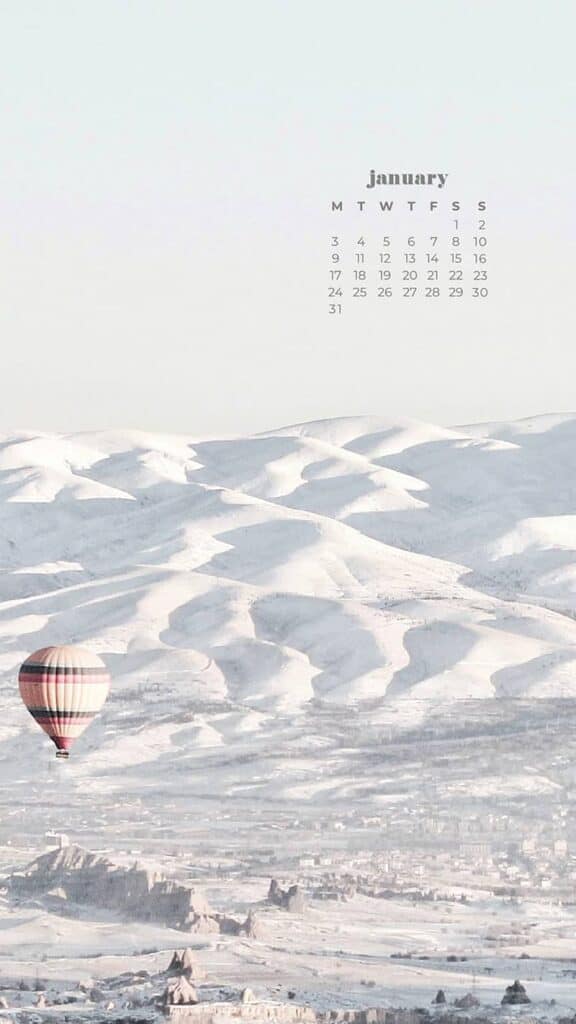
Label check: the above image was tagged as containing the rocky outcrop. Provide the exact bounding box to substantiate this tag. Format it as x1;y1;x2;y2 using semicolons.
268;879;306;913
501;980;530;1005
432;990;446;1005
164;977;199;1006
89;987;107;1003
240;911;264;939
168;949;206;981
453;993;480;1009
9;845;238;934
168;1010;426;1024
167;1004;315;1023
319;1014;422;1024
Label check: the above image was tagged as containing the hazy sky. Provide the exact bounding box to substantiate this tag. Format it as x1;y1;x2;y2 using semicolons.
1;1;575;434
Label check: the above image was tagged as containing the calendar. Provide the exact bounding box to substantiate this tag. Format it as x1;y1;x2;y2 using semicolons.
327;173;489;314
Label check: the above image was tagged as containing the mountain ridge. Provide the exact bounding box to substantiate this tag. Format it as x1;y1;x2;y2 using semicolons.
1;412;576;784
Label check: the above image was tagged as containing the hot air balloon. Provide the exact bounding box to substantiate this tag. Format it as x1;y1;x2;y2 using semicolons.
19;645;110;758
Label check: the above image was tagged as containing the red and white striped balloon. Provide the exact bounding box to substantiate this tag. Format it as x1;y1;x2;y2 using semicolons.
19;645;110;757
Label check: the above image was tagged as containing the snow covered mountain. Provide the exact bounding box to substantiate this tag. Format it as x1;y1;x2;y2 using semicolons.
1;412;576;787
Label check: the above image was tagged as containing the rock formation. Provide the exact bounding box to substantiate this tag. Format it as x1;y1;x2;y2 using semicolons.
10;845;239;934
432;990;446;1005
168;949;206;981
164;977;199;1006
240;911;264;939
166;1003;316;1022
268;879;306;913
501;980;530;1005
454;993;480;1009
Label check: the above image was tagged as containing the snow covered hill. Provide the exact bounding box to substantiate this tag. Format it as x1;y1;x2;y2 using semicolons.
1;412;576;785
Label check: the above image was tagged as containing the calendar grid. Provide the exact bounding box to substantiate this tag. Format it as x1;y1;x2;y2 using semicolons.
327;198;488;314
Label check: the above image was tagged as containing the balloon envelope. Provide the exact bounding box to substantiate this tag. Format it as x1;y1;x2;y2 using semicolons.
19;645;110;755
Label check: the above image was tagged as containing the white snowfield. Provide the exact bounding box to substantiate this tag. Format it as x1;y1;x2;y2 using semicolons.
1;411;576;777
2;413;576;713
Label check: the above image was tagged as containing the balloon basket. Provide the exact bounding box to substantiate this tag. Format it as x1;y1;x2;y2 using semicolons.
55;750;70;759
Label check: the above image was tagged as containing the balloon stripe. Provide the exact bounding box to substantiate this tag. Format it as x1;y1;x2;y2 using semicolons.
20;664;109;675
28;709;98;720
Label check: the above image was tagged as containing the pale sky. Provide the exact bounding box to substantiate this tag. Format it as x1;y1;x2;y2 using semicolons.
1;1;574;434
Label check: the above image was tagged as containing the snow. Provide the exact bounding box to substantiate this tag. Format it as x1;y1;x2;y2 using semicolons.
0;411;575;773
1;413;576;1015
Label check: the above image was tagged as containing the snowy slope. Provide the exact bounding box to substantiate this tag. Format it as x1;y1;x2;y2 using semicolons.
1;413;576;783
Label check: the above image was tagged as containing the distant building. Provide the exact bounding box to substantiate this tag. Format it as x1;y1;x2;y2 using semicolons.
459;842;491;862
522;837;537;854
44;831;69;849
